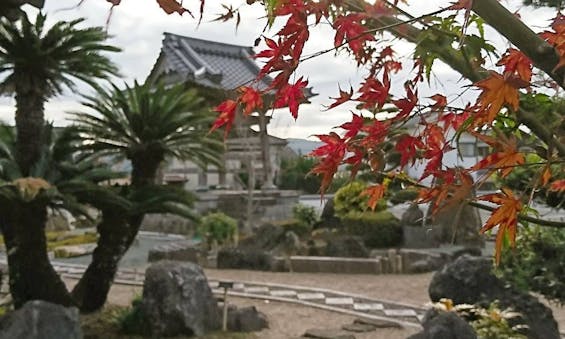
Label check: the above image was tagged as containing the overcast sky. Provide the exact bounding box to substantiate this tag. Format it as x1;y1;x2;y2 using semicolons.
0;0;557;140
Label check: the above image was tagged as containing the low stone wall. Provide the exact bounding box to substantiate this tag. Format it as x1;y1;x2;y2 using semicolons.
285;256;383;274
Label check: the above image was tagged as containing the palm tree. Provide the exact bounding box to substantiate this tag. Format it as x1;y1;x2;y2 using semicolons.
0;123;130;308
0;13;119;307
69;80;223;311
0;13;119;175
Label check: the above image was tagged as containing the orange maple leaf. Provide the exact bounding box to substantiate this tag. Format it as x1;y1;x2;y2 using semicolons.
540;165;552;186
549;179;565;192
470;132;524;178
497;48;533;82
239;86;263;115
362;184;387;211
479;188;522;264
474;71;521;125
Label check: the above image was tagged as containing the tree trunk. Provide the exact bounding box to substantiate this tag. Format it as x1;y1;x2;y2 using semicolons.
14;90;45;176
5;202;74;308
72;155;161;312
71;210;132;312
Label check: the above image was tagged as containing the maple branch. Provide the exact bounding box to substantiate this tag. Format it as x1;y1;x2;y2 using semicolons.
343;0;565;158
468;201;565;228
472;0;564;90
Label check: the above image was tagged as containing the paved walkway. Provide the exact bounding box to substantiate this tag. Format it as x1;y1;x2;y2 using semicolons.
44;260;426;329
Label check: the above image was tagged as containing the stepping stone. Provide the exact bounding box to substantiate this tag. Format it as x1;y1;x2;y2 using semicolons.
270;290;297;297
342;323;376;333
297;293;325;300
208;281;219;288
303;328;356;339
244;286;270;294
353;303;384;311
325;297;354;305
354;317;403;329
232;283;245;291
383;309;418;317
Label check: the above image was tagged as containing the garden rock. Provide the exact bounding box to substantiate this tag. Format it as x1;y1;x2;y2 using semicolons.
141;261;221;337
318;197;341;229
227;306;269;332
217;247;273;271
324;236;369;258
400;203;424;226
0;300;81;339
147;240;201;263
353;317;402;329
407;257;445;273
427;195;483;247
303;328;356;339
239;223;285;250
407;308;476;339
341;323;376;333
429;255;560;339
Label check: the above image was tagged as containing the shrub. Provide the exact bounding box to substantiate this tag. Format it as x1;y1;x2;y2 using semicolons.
334;181;386;218
341;211;402;248
114;295;148;335
389;189;420;205
498;226;565;305
273;218;311;236
292;203;318;227
198;212;238;247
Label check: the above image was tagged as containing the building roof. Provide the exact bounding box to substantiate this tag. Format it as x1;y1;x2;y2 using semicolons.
149;33;315;100
149;33;273;92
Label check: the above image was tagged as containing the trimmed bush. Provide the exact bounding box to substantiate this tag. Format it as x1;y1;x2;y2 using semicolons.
390;189;420;205
198;212;237;247
334;181;386;218
342;211;402;248
273;219;310;237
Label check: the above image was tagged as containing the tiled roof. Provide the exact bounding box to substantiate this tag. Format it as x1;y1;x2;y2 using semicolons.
150;33;273;92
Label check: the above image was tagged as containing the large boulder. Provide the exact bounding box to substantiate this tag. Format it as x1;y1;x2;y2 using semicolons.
227;306;269;332
0;300;81;339
141;261;221;337
429;255;560;339
217;247;274;270
407;308;476;339
401;203;424;226
324;236;369;258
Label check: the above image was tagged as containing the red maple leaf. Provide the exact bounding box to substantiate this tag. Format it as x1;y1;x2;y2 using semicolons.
210;99;237;138
479;187;523;264
395;134;424;168
430;94;447;111
334;13;374;57
549;179;565;192
340;113;365;139
309;132;347;194
357;74;390;109
392;84;417;120
327;85;354;110
239;86;263;115
273;77;308;119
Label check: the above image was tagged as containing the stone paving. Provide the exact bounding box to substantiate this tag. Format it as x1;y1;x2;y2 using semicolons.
0;258;426;329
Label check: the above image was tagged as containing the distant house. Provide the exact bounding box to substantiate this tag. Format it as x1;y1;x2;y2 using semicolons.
147;33;306;190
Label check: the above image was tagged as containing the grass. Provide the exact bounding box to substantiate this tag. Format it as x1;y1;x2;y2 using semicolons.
0;231;98;251
81;305;258;339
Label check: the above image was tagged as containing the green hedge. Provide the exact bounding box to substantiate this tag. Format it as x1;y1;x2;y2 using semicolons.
334;181;387;218
390;189;420;205
342;211;402;248
272;218;311;236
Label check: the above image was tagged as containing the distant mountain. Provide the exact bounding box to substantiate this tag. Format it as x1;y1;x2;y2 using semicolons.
285;138;323;156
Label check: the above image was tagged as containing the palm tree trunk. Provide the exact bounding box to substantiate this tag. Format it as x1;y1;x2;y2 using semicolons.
72;157;161;312
5;202;74;308
14;90;44;176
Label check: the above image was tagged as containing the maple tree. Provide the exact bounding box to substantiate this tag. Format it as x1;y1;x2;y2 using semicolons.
20;0;564;263
191;0;565;263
